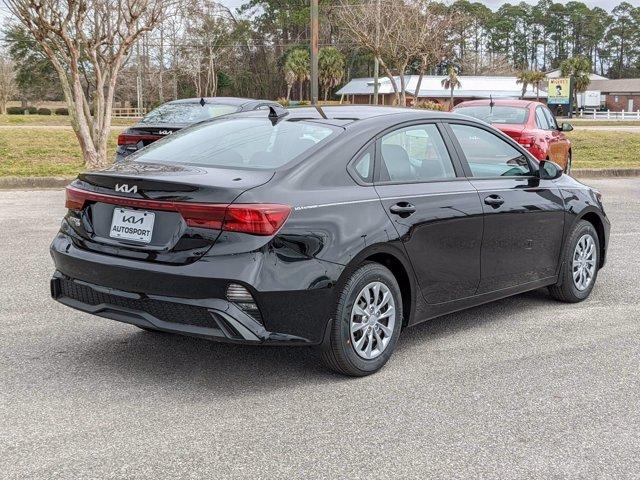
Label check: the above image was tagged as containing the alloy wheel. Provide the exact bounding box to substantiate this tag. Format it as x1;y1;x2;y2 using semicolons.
349;281;396;360
572;234;596;291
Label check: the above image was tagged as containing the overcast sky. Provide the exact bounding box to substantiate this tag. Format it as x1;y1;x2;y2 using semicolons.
2;0;640;26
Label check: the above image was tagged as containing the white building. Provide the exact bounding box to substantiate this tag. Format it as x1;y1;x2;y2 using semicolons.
336;75;547;106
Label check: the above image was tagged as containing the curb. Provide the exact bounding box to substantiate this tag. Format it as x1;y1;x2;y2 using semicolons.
0;169;638;190
572;168;640;178
0;176;75;189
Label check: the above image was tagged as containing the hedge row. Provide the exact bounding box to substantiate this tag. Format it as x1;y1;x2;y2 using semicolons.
5;107;69;115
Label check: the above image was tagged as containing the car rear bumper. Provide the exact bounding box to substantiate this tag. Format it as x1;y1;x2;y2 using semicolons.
50;233;337;345
51;272;325;345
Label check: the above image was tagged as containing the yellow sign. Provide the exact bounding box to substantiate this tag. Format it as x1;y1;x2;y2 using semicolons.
548;78;571;105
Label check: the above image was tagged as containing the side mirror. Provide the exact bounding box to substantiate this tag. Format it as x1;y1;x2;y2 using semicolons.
560;122;573;132
539;160;563;180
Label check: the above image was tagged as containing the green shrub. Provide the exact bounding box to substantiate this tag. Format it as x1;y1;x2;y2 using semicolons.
276;98;290;107
298;100;310;106
26;106;37;114
6;107;24;115
54;107;69;116
37;108;52;115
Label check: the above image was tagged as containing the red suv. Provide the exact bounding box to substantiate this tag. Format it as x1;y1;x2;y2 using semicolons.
453;99;574;173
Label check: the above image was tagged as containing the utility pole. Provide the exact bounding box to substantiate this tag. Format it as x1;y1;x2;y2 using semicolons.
136;36;143;115
373;0;380;105
310;0;319;105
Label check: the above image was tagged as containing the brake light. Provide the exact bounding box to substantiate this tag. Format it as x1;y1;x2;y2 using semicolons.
64;186;291;236
117;133;160;146
516;136;534;148
224;204;292;236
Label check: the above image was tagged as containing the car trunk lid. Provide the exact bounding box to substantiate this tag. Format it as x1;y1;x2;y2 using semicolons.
66;162;275;264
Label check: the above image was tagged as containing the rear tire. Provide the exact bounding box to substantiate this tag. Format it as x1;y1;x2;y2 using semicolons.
321;262;403;376
549;220;599;303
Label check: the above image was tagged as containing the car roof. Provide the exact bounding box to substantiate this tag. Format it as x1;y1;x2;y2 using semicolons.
233;105;473;127
167;97;278;106
454;99;541;108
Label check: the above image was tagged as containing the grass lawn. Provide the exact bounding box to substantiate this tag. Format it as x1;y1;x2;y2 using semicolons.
0;126;638;177
0;114;136;127
567;130;640;169
0;128;118;177
569;120;640;127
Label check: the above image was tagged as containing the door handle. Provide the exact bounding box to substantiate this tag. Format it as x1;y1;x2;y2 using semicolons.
389;202;416;216
484;195;504;207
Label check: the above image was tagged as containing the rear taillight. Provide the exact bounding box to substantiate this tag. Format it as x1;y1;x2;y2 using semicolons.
516;136;534;148
64;186;291;236
117;133;160;146
223;204;292;236
117;133;137;146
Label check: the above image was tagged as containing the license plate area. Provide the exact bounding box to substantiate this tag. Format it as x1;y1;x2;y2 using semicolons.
109;208;155;243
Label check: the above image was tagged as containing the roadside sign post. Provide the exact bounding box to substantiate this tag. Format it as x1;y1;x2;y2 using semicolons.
547;78;572;117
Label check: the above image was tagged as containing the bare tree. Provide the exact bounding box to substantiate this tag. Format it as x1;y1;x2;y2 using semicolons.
0;55;17;114
7;0;168;169
338;0;453;106
411;3;458;100
180;0;234;98
337;0;405;104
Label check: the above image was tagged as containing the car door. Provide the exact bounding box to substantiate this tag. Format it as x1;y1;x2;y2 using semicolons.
534;106;558;162
445;122;565;294
373;122;484;304
542;106;570;167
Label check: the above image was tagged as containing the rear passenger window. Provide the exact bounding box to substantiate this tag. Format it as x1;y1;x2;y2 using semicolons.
543;107;559;130
352;151;373;182
535;107;550;130
379;124;456;183
450;124;531;178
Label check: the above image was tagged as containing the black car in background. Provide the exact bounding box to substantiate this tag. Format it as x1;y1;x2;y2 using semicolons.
115;97;281;161
51;106;609;376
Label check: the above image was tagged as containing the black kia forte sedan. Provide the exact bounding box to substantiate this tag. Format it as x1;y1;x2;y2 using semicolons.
115;97;281;161
51;106;610;376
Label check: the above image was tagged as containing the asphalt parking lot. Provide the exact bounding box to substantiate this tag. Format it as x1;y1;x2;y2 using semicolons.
1;178;639;479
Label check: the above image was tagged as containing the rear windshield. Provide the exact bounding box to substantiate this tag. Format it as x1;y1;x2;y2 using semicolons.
139;103;240;125
132;117;338;169
455;106;529;124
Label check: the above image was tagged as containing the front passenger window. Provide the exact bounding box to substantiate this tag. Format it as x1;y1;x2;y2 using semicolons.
449;124;531;178
379;124;456;183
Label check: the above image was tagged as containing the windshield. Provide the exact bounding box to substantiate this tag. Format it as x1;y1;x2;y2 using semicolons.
132;118;338;169
455;106;529;124
139;103;240;125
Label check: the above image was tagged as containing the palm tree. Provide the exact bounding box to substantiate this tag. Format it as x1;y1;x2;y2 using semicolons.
284;48;310;101
516;70;532;99
441;66;462;110
561;56;592;113
318;47;345;101
284;69;296;101
529;71;547;101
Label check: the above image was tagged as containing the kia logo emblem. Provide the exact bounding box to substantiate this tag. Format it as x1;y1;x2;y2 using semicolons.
158;130;172;135
115;183;138;193
122;215;144;224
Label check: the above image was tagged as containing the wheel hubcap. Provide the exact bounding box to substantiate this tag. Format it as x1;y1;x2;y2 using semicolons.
572;234;596;291
350;281;396;360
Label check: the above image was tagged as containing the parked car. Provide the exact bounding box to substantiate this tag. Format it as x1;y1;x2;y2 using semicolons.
51;106;609;376
115;97;282;161
453;99;574;173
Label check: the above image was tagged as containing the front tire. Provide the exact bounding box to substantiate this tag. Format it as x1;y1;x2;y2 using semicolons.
549;220;599;303
321;263;403;376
